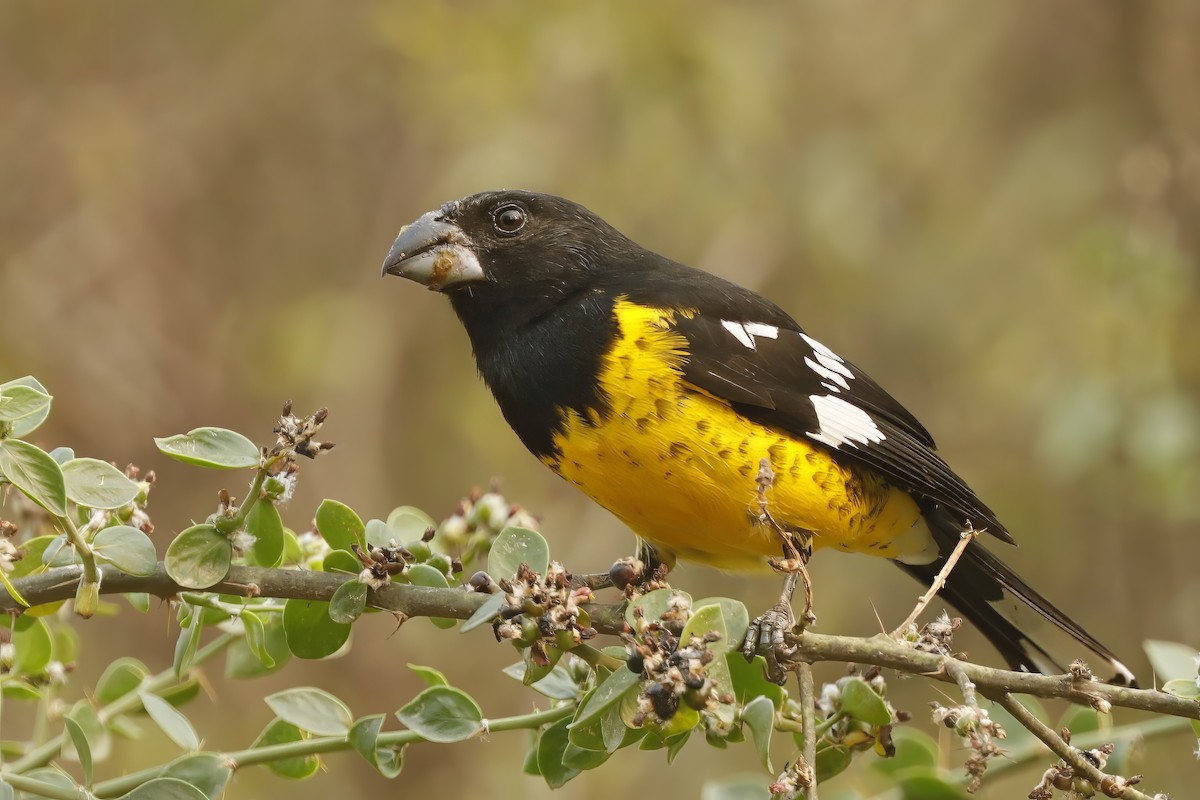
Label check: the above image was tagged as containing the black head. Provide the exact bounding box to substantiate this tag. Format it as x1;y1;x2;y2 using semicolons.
382;190;641;330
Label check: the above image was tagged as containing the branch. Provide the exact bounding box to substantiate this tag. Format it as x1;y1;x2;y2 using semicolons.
3;563;1196;723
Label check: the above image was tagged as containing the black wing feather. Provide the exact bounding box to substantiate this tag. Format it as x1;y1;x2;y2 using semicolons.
671;313;1013;544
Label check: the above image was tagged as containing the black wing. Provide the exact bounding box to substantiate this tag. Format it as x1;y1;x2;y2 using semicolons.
671;312;1013;544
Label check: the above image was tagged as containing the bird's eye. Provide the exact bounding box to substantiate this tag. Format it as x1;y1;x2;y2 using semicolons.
494;204;526;234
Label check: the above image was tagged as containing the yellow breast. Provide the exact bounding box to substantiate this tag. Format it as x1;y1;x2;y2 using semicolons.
543;299;934;570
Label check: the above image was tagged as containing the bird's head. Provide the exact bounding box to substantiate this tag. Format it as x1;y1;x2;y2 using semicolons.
381;190;634;303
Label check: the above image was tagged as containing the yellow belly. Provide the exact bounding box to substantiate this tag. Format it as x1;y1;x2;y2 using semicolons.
542;300;935;570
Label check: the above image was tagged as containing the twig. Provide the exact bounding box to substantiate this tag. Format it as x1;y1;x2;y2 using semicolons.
756;458;815;627
994;692;1153;800
4;563;1199;722
891;526;977;637
797;662;819;799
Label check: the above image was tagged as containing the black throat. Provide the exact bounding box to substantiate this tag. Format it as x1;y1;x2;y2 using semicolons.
449;284;617;459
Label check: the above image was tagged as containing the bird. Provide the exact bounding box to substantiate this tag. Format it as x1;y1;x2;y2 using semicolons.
381;189;1134;685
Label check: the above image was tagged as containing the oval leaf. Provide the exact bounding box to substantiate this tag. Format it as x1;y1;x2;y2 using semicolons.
93;526;158;577
396;686;483;743
61;458;140;509
570;667;640;732
488;526;549;579
328;580;368;624
314;499;365;551
165;524;231;589
141;691;201;751
385;506;435;541
282;599;351;659
96;657;150;705
118;777;210;800
266;687;353;736
0;439;66;516
63;716;93;787
1;376;52;436
154;428;259;469
0;383;52;422
742;695;775;771
161;753;233;799
252;719;320;780
349;714;405;779
406;564;455;628
12;617;53;675
244;501;284;567
840;677;892;727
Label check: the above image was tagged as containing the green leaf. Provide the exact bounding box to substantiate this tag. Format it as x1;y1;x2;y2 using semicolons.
240;611;276;669
406;564;455;628
141;692;201;751
725;653;786;708
244;501;285;567
694;597;750;648
0;439;66;516
1144;639;1198;681
839;677;892;726
118;777;210;800
407;664;450;687
1162;678;1200;699
570;666;640;732
815;743;852;782
0;383;52;423
64;716;93;787
96;657;150;704
488;525;549;579
742;695;775;771
164;524;231;588
93;525;157;576
64;700;111;762
12;617;52;675
321;549;360;574
314;499;365;551
282;599;351;659
1;377;52;436
680;603;737;725
537;717;582;788
154;427;260;469
396;686;483;743
173;605;202;680
502;659;583;701
349;714;405;778
872;727;940;777
625;587;691;630
61;458;140;509
562;741;610;770
700;776;772;800
160;753;233;799
386;506;436;541
48;446;74;465
226;614;291;679
326;582;367;623
0;779;11;800
1057;704;1105;736
2;678;42;701
895;768;971;799
266;687;353;736
461;593;505;633
253;719;321;779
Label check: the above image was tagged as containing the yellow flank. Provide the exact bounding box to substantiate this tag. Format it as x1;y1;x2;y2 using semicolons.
542;298;936;571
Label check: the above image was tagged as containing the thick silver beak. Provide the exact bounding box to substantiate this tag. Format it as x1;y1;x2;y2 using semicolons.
381;211;485;290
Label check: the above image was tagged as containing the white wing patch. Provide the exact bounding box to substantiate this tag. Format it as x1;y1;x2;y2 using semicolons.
807;394;886;448
800;333;853;391
721;320;755;349
721;320;780;351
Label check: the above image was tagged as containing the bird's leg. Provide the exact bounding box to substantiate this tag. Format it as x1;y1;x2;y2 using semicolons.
743;528;815;683
744;458;817;683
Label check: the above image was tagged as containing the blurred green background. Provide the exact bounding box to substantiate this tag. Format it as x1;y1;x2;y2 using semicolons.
2;1;1197;796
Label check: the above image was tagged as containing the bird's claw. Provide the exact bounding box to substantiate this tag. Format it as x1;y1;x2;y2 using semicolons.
742;602;800;684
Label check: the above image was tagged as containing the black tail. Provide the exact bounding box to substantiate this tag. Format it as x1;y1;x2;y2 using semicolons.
896;504;1136;686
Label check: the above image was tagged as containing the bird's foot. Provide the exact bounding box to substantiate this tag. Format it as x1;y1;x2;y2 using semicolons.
742;602;800;684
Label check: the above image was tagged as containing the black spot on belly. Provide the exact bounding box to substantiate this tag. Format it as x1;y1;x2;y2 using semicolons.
634;337;649;351
806;451;821;466
636;417;652;432
767;442;786;462
738;463;752;477
654;398;671;418
738;439;750;455
717;448;732;460
668;442;691;460
696;418;711;434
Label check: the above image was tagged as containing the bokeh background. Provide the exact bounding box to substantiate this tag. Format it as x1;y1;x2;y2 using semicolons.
2;1;1197;796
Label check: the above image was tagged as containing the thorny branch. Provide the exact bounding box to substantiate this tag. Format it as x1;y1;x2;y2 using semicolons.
2;562;1195;726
